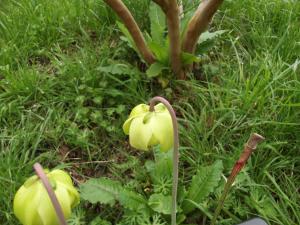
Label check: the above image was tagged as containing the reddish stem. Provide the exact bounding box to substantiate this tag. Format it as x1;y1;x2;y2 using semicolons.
149;96;179;225
211;133;265;225
33;163;67;225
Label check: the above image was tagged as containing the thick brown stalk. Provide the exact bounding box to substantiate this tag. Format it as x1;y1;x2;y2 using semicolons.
152;0;168;13
105;0;155;64
166;0;184;79
182;0;224;54
152;0;184;79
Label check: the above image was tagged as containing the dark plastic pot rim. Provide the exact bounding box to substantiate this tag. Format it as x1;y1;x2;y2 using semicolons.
237;218;268;225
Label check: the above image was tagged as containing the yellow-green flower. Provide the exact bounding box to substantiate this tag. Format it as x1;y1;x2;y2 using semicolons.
123;103;173;151
14;169;80;225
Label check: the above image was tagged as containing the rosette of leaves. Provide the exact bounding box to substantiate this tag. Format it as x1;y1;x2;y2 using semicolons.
118;3;201;86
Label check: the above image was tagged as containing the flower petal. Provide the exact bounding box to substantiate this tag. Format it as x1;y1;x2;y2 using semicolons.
129;115;154;150
38;184;72;225
37;185;60;225
58;182;80;208
122;117;134;135
49;170;73;186
151;112;173;152
129;104;149;118
123;104;149;134
154;103;166;112
55;186;72;219
49;170;80;207
14;169;79;225
14;180;43;225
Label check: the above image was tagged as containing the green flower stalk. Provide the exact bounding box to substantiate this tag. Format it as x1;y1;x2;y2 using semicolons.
14;163;80;225
123;96;179;225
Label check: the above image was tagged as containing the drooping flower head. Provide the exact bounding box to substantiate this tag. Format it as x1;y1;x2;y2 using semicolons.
14;169;80;225
123;103;173;151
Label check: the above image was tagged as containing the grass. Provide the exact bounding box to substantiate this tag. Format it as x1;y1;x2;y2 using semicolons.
0;0;299;224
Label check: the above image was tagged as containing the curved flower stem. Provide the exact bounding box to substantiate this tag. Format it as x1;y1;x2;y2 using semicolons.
33;163;67;225
210;133;265;225
149;96;179;225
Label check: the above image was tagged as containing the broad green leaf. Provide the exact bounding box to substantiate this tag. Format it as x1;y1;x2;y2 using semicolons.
148;41;169;64
148;193;172;214
80;178;150;214
198;30;227;44
144;32;153;46
80;178;122;206
119;189;149;213
177;214;186;224
149;2;166;45
89;217;112;225
181;52;201;65
117;21;137;52
146;62;166;78
196;40;216;54
145;150;173;184
183;199;213;219
196;30;227;54
182;160;223;213
97;64;133;75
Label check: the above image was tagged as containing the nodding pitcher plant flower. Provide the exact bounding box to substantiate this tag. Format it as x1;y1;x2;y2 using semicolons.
124;97;179;225
123;103;173;151
14;169;79;225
